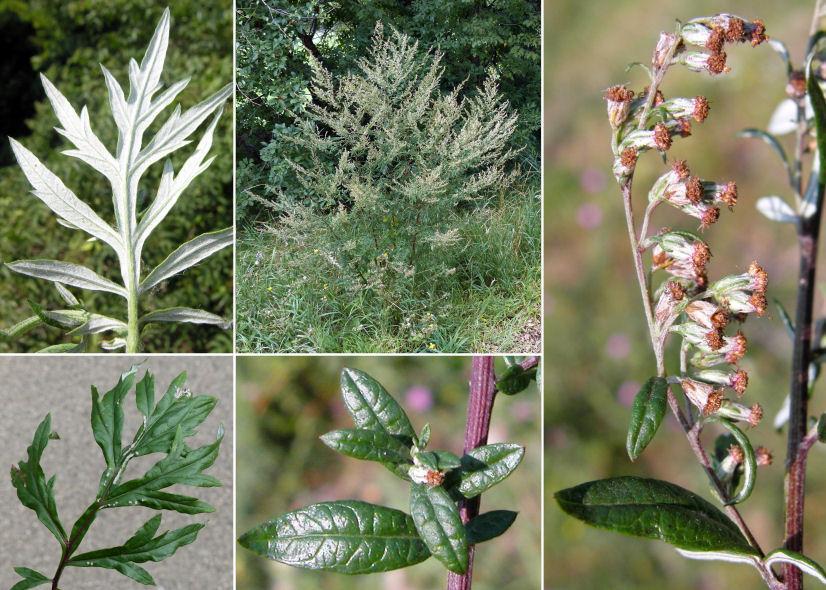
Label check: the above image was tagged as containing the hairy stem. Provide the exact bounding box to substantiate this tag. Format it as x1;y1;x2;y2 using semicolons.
785;174;824;590
126;269;139;353
446;356;497;590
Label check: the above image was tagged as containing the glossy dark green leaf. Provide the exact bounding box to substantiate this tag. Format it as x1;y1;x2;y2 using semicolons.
417;450;462;471
131;372;217;457
456;443;525;498
10;567;50;590
90;365;138;470
410;483;468;574
68;515;203;586
626;377;668;461
466;510;517;544
106;426;222;514
320;428;412;464
496;364;536;395
555;476;758;554
418;423;431;448
339;368;416;441
10;414;67;546
135;371;156;419
818;413;826;442
239;500;430;574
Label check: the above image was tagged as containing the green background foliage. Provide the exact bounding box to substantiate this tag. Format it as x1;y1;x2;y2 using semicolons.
545;1;826;588
236;356;541;590
0;0;233;353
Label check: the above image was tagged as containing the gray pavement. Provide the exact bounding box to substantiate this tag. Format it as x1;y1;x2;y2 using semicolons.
0;356;234;589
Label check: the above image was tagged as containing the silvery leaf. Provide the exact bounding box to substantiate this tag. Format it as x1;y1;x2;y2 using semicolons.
68;315;128;336
54;282;79;306
140;228;232;293
676;548;758;565
101;337;127;351
135;109;222;251
9;139;122;254
764;549;826;584
756;196;797;223
40;74;119;183
140;307;229;329
767;98;813;135
7;260;127;298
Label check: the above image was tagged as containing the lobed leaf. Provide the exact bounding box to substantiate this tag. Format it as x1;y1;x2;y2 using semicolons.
8;139;122;254
410;483;468;574
239;500;429;574
10;567;50;590
626;377;668;461
90;366;139;477
555;477;758;555
320;428;412;465
10;414;67;547
68;515;203;586
7;260;127;298
456;443;525;498
136;371;156;419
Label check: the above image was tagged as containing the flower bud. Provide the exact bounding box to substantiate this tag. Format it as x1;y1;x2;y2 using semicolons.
703;180;737;210
674;51;730;75
787;70;806;99
686;300;730;330
718;400;763;426
605;85;635;130
755;446;773;466
672;322;724;351
653;32;680;68
660;96;711;123
681;378;724;415
651;231;711;286
680;23;725;53
691;14;767;46
654;281;687;331
695;368;749;396
613;148;638;182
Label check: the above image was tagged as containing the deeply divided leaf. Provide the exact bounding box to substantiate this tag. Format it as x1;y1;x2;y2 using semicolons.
239;500;430;574
10;414;67;547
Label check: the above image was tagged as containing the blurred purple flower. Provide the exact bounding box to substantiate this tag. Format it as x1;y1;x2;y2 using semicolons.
510;400;535;422
605;332;631;359
405;385;433;413
617;380;640;407
580;167;607;194
576;202;603;230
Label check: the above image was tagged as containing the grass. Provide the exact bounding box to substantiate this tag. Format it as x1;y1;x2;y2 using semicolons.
235;190;541;353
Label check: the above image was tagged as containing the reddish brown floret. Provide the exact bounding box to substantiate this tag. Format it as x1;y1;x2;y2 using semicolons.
726;331;748;364
728;444;745;463
787;71;806;99
756;446;773;466
692;242;711;272
711;310;730;330
707;27;726;52
720;181;737;209
667;281;686;300
704;390;724;416
749;261;768;293
750;292;767;316
620;148;638;168
748;403;763;427
672;160;691;180
730;369;749;396
693;96;710;122
725;17;746;42
707;52;729;75
750;20;767;46
676;118;692;137
605;85;635;103
706;330;724;350
686;176;703;204
701;206;720;228
425;470;445;487
654;123;672;150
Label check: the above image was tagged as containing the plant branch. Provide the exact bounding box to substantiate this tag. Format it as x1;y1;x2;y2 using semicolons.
446;356;497;590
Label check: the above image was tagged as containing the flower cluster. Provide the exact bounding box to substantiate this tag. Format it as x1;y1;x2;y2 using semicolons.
605;14;770;429
676;14;768;75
